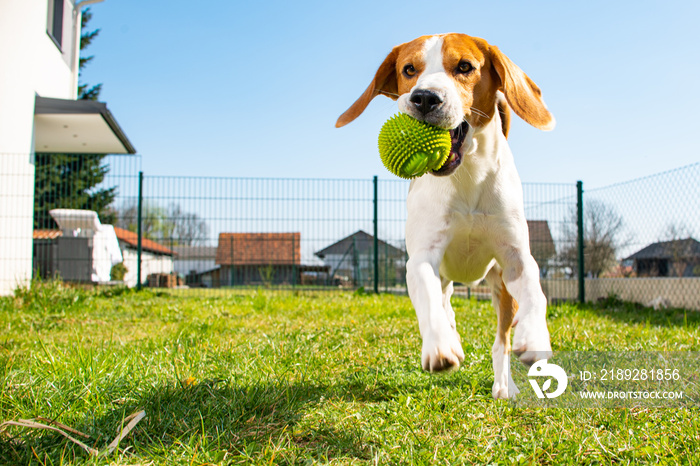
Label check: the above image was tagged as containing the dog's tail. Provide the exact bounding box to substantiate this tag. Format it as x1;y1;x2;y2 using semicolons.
496;92;511;139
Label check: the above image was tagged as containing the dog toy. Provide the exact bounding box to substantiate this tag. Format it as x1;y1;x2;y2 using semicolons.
378;113;451;179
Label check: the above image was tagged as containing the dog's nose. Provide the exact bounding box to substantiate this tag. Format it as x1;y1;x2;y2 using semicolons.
409;90;443;116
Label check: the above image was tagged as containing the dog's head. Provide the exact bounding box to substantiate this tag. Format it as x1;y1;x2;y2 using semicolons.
336;33;555;176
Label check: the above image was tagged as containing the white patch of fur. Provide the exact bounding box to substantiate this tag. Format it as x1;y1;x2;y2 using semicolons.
397;36;464;130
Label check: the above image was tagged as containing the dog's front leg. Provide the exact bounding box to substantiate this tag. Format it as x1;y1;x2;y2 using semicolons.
406;252;465;372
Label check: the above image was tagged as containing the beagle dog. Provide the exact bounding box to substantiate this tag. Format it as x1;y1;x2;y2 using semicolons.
336;33;554;399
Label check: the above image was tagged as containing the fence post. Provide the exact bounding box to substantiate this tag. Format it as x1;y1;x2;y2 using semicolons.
576;180;585;304
136;171;144;291
373;176;379;294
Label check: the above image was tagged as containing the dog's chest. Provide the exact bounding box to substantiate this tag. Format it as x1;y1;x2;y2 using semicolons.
439;209;501;284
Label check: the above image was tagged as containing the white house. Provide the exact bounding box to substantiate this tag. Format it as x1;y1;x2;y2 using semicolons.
113;227;175;288
0;0;135;295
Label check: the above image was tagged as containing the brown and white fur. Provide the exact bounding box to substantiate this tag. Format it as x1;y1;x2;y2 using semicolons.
336;33;554;399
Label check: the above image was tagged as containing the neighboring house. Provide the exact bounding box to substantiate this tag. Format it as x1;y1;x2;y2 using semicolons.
625;238;700;277
0;0;135;295
33;209;122;283
113;227;176;287
33;224;175;287
314;223;554;286
215;233;301;286
172;245;217;286
314;230;405;287
527;220;556;277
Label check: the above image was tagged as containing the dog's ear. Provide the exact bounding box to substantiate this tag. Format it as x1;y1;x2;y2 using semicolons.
490;46;555;131
496;92;511;139
336;47;400;128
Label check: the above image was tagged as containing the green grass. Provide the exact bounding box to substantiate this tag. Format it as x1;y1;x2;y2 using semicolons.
0;282;699;465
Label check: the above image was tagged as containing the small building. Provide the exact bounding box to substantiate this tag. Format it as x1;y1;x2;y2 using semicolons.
113;227;176;287
33;209;122;283
625;238;700;277
197;265;222;289
33;221;176;287
527;220;556;277
173;245;217;286
215;233;301;286
315;230;405;287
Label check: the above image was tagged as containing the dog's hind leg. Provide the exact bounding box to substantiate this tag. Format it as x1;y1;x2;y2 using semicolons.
486;265;519;399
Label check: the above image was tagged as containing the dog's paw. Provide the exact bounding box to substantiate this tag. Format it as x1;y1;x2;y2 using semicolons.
421;330;465;372
512;313;552;366
492;378;519;400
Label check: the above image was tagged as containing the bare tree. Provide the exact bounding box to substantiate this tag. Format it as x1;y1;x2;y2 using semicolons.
112;201;168;240
559;199;630;278
165;204;209;246
112;202;208;245
660;223;692;277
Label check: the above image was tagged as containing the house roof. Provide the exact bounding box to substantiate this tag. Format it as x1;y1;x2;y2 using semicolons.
113;227;176;256
626;238;700;261
34;96;136;154
216;233;301;266
315;230;404;258
527;220;556;260
33;229;63;240
172;246;217;260
33;227;175;257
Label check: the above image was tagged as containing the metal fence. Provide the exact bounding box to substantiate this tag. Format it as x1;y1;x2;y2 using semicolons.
578;164;700;310
2;152;699;309
110;174;578;300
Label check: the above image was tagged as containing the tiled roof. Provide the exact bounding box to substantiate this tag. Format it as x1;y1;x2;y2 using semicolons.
314;230;403;258
33;229;63;240
216;233;300;266
527;220;556;260
33;227;176;256
626;238;700;261
113;227;176;256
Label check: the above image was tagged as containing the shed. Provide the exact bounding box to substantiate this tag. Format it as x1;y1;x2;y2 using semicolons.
215;232;301;286
625;238;700;277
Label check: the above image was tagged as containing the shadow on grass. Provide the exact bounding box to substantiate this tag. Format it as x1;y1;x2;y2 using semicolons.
134;379;374;460
0;367;490;464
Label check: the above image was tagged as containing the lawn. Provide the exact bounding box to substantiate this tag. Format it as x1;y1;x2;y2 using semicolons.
0;282;699;465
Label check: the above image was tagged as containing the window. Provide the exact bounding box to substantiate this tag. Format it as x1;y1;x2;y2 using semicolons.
47;0;64;49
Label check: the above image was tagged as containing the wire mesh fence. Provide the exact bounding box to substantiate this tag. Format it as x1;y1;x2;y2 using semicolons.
2;152;698;309
0;154;35;296
581;163;700;309
29;153;140;287
113;175;578;299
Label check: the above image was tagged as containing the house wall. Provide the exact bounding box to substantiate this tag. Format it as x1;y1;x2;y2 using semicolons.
121;248;174;288
320;253;405;286
219;265;298;287
541;278;700;311
322;253;372;281
0;0;80;295
174;259;216;277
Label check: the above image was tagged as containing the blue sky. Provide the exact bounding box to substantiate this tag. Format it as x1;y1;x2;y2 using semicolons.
81;0;700;188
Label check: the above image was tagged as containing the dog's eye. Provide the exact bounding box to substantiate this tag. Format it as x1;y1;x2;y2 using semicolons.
403;64;416;77
457;61;474;74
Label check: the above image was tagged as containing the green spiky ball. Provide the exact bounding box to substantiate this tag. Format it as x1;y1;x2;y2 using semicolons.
378;113;451;179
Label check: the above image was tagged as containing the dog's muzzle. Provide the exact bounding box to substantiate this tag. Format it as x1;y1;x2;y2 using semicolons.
431;121;469;176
